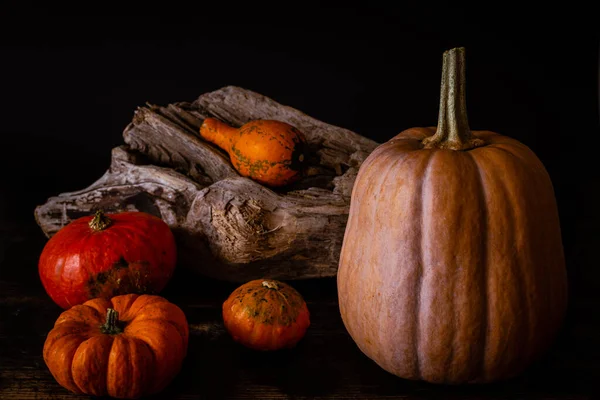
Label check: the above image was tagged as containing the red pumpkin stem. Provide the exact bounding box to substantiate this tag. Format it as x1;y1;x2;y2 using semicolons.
101;308;124;335
88;210;112;232
199;118;237;153
422;47;485;151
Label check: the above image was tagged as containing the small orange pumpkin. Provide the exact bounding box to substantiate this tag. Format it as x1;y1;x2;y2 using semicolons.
199;118;308;187
222;279;310;351
43;294;189;399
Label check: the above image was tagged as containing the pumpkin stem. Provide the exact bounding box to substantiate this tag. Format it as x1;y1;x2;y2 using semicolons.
199;117;238;153
89;210;112;232
101;308;124;335
422;47;485;151
262;280;280;290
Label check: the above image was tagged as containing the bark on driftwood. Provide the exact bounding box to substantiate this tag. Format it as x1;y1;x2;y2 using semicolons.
34;86;379;282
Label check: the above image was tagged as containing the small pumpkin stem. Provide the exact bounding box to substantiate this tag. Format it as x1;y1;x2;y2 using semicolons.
199;118;238;153
262;280;280;290
101;308;124;335
88;210;112;232
422;47;485;151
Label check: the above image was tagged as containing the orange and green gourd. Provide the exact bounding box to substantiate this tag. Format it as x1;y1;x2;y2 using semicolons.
199;118;308;187
222;279;310;351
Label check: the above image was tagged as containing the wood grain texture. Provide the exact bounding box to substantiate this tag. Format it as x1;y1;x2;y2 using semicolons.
0;232;599;399
34;86;378;282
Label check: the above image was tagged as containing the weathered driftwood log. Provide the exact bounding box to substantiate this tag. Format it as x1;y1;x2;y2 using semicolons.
34;86;379;282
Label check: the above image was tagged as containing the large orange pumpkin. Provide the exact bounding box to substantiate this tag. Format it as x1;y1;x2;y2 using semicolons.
337;47;568;384
43;294;189;398
199;118;308;187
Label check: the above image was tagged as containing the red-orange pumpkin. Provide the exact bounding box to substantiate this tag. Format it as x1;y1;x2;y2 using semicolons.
199;118;308;187
38;210;177;309
222;279;310;351
43;294;189;399
337;47;568;384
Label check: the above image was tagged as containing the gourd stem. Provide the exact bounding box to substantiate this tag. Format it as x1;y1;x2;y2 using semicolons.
422;47;485;151
101;308;123;335
88;210;112;232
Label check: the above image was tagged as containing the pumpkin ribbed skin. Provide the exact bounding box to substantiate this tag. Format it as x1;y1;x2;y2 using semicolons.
337;127;568;384
222;279;310;351
43;294;189;399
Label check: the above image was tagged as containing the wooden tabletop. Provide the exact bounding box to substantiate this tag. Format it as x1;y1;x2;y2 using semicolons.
1;227;599;400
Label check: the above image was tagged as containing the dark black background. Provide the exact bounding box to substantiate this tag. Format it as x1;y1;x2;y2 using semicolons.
0;6;598;288
1;5;600;399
